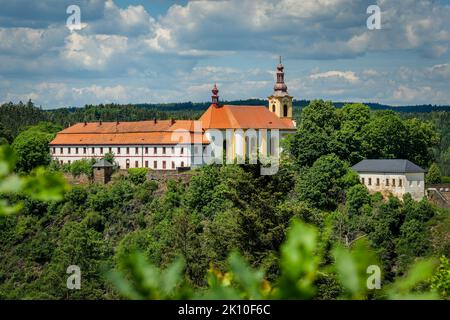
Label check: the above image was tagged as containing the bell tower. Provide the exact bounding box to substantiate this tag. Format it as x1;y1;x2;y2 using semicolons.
268;56;293;119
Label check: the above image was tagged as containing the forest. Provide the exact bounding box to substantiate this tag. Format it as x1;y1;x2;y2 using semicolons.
0;100;449;299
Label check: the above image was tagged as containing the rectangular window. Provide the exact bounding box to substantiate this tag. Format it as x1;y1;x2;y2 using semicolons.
163;161;166;169
117;147;121;154
68;160;71;165
386;178;390;186
126;160;130;169
154;147;157;154
172;161;175;169
145;161;148;168
399;179;402;187
126;147;130;154
163;147;166;155
135;147;139;155
180;147;184;155
83;147;87;154
92;147;95;154
145;147;148;154
100;147;103;154
60;147;63;154
181;161;184;167
68;147;71;154
392;179;396;187
368;178;372;186
171;147;174;154
109;147;112;153
135;161;139;168
75;147;79;154
376;178;380;186
361;178;365;185
154;161;157;169
52;147;55;154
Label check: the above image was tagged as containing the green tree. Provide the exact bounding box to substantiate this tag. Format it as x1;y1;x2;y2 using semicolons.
127;168;148;185
296;154;359;210
426;163;442;184
11;123;60;173
288;100;338;168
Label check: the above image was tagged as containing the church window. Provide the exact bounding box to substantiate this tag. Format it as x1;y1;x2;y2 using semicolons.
283;104;288;117
272;104;276;112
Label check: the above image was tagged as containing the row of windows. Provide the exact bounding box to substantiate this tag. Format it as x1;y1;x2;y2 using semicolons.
52;146;185;155
59;159;185;169
361;177;403;187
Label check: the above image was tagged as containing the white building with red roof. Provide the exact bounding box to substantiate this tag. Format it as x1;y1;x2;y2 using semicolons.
50;59;296;170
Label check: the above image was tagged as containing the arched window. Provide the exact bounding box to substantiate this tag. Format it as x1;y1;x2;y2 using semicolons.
272;104;276;112
283;104;288;117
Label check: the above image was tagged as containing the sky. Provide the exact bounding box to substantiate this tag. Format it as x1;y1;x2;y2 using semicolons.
1;0;450;109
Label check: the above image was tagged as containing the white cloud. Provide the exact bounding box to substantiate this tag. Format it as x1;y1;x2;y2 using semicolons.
61;33;128;70
310;71;359;83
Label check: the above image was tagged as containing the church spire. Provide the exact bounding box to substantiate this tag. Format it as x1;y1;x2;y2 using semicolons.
211;83;219;106
273;56;288;96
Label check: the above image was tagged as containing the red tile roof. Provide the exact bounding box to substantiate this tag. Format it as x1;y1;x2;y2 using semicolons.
199;104;296;129
50;120;208;145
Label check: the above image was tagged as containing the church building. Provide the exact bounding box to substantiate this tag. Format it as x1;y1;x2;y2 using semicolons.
49;59;297;170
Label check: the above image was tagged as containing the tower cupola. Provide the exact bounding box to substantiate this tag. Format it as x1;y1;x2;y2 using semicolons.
211;83;219;106
268;56;293;119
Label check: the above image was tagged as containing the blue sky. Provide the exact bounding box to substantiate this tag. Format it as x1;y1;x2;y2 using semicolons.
0;0;449;108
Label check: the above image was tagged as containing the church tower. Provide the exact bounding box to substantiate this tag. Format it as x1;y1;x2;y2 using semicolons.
268;56;293;119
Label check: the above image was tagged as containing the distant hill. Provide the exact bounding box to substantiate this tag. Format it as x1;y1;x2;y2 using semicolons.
135;99;450;113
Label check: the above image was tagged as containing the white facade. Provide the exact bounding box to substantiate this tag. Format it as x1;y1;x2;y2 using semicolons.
50;144;204;170
358;172;425;201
